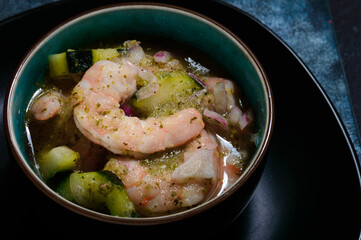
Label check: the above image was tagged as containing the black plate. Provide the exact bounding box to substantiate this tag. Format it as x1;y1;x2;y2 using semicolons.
1;0;360;239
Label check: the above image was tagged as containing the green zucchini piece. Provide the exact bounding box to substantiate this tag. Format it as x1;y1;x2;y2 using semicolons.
67;50;93;73
49;52;69;78
48;48;122;78
38;146;79;180
131;70;203;116
92;48;123;62
69;171;137;217
69;171;109;210
106;182;139;217
54;175;75;202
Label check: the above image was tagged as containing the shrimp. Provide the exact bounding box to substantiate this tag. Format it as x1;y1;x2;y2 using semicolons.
72;60;205;156
104;129;221;216
204;77;236;112
30;90;65;120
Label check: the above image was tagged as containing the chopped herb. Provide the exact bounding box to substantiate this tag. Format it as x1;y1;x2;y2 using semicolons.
101;110;111;115
117;47;128;54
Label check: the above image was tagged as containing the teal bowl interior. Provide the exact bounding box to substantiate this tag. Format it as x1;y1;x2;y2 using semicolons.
6;4;273;224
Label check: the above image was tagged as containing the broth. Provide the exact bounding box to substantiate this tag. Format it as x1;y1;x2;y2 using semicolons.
25;39;258;217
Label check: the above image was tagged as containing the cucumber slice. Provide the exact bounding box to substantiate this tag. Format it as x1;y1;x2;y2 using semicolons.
92;49;122;62
131;70;203;116
49;52;69;78
69;171;137;217
69;171;109;210
38;146;79;180
67;50;93;73
54;175;75;202
106;184;139;217
48;48;122;78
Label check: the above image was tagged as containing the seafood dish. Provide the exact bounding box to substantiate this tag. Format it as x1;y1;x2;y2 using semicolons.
25;40;259;217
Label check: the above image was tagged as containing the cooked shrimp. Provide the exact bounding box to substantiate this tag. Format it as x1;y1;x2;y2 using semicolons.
204;77;236;112
104;129;220;216
72;60;205;156
30;90;65;120
216;134;249;192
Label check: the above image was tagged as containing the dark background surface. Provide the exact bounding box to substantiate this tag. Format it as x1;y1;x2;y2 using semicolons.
329;0;361;142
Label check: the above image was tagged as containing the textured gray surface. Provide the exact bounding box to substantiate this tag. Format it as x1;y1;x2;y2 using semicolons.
225;0;361;162
1;0;360;163
0;0;59;19
329;0;361;147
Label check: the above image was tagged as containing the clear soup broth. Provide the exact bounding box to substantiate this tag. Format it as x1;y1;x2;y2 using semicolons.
25;39;258;217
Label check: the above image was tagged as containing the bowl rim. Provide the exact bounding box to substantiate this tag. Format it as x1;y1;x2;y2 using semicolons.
4;2;274;225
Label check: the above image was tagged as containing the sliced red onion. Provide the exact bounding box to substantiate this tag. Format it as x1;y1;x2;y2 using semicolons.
239;113;249;130
204;77;237;111
120;104;137;116
224;80;236;111
122;40;145;64
203;108;228;129
123;40;139;48
213;82;228;114
187;72;207;88
154;51;171;63
203;77;220;92
186;89;207;107
191;89;207;98
122;58;137;68
227;106;242;126
135;68;159;101
227;106;250;130
126;45;145;64
122;59;159;101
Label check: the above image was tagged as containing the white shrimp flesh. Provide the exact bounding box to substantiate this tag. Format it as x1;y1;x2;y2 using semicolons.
30;90;65;120
104;129;221;216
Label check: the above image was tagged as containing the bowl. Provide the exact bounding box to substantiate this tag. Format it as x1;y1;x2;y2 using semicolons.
5;3;274;226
